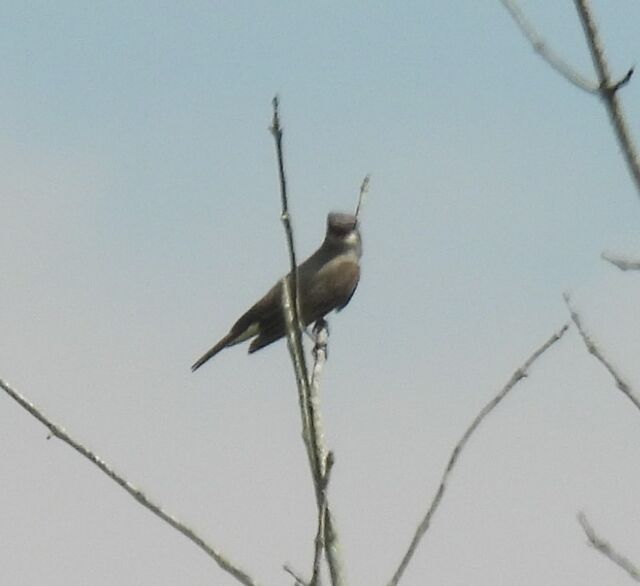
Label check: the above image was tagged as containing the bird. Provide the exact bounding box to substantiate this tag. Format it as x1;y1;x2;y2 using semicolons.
191;212;362;371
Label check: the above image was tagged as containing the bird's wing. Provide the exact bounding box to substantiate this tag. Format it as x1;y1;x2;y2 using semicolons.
227;280;283;339
302;259;360;323
248;321;286;353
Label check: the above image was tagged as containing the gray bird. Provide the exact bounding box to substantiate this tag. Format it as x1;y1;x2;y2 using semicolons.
191;212;362;371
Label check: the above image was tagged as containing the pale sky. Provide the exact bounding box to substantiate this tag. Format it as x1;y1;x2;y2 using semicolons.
2;2;640;585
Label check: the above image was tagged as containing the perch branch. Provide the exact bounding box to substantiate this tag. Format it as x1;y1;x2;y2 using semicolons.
271;97;344;586
311;451;334;586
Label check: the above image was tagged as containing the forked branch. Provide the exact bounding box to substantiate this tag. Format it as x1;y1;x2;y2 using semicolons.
500;0;640;198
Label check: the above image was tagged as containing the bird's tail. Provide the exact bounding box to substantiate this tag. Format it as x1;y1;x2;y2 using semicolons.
191;334;233;371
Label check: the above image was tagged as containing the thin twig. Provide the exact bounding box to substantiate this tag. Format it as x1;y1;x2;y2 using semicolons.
573;0;640;196
270;98;344;586
601;251;640;271
386;323;569;586
499;0;597;93
354;174;370;221
577;512;640;581
564;294;640;413
0;378;259;586
271;96;301;303
271;95;310;401
271;97;319;485
284;564;309;586
311;452;334;586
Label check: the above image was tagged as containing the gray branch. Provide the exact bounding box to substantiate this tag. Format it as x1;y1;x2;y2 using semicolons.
500;0;640;199
0;377;259;586
574;0;640;196
564;294;640;413
386;324;569;586
601;251;640;272
578;512;640;581
499;0;597;93
271;97;345;586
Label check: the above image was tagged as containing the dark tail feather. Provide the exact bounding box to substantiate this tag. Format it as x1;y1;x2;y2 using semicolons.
191;333;233;371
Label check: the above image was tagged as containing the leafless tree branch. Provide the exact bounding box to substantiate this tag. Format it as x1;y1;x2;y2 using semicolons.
311;451;334;586
564;294;640;413
578;512;640;581
0;377;259;586
308;319;339;586
354;174;370;221
271;97;345;586
573;0;640;197
499;0;597;93
500;0;640;198
386;323;569;586
284;564;309;586
601;251;640;271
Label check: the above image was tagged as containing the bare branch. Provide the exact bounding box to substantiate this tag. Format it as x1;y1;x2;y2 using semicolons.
354;174;370;221
573;0;640;196
601;251;640;272
0;378;259;586
607;67;635;94
271;96;310;404
271;96;302;300
387;323;569;586
578;512;640;581
309;320;344;586
271;96;319;487
499;0;597;93
501;0;640;199
284;564;309;586
311;452;334;586
564;294;640;413
309;320;330;586
271;98;345;586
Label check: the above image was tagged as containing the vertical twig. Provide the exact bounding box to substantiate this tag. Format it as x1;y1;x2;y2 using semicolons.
354;174;370;221
307;320;343;586
311;451;334;586
270;98;344;586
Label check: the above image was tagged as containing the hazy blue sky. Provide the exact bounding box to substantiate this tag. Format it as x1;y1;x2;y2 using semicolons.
2;2;640;585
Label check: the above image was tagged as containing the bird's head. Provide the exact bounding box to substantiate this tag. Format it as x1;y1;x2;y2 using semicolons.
325;212;362;258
